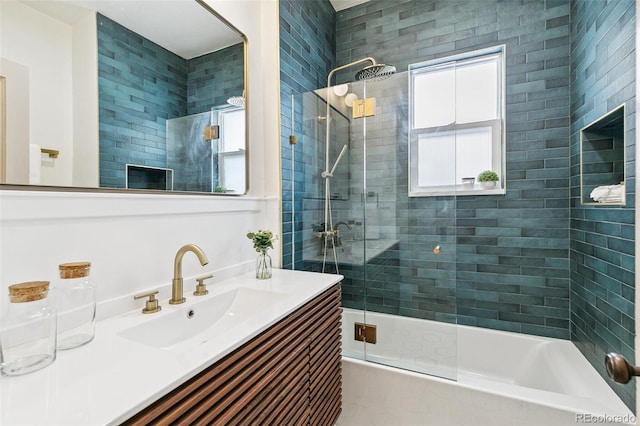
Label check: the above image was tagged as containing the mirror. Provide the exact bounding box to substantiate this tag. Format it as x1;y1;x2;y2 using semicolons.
580;104;626;206
0;0;247;194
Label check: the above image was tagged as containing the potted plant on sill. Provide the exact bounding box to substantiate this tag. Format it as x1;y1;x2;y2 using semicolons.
247;230;277;279
478;170;499;189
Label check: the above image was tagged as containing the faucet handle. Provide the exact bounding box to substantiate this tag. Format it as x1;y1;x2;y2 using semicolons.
194;274;213;296
134;290;162;314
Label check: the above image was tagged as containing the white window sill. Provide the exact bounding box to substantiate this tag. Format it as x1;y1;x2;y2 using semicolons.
409;184;505;197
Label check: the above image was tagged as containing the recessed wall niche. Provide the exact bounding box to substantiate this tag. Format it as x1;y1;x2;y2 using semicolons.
580;104;626;206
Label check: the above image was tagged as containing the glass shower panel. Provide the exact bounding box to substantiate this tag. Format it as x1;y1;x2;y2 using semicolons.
358;71;458;381
166;111;214;192
293;89;356;273
292;88;367;360
290;73;458;380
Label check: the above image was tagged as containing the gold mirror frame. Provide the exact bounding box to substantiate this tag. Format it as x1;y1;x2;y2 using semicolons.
0;0;248;196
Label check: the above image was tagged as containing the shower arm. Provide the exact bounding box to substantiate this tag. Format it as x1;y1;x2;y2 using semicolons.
325;57;378;89
323;57;378;235
324;56;377;172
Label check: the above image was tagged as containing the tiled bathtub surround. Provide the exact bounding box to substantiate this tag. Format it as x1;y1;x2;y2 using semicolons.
569;0;636;410
280;0;337;269
279;0;635;411
98;13;185;188
98;14;244;189
335;0;574;337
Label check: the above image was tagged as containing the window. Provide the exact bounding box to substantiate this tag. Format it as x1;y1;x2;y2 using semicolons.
409;46;505;196
217;107;246;193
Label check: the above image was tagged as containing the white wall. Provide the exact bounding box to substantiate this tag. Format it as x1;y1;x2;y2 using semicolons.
0;0;281;317
0;59;30;184
72;13;99;188
1;0;74;186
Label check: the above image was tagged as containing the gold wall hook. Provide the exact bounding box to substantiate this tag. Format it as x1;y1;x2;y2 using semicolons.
433;245;441;255
41;148;59;158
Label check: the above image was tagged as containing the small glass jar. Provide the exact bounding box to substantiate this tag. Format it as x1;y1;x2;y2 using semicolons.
1;281;57;376
56;262;96;350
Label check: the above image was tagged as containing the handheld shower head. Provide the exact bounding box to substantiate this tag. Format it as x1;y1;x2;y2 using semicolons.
355;63;396;82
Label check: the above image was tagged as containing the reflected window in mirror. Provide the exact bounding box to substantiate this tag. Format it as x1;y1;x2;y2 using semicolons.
0;0;247;195
218;108;246;193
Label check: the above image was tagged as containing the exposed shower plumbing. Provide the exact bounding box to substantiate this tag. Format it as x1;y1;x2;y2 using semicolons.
320;57;396;273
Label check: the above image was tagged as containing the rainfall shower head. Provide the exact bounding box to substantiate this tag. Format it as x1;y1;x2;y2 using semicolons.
326;57;396;87
355;63;396;82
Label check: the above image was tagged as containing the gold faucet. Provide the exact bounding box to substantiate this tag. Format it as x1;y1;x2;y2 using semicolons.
170;244;209;305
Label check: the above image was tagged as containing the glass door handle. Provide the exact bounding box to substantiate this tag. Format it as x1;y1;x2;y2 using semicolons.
605;353;640;384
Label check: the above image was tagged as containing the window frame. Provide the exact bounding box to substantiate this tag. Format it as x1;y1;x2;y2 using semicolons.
408;45;506;197
216;106;246;193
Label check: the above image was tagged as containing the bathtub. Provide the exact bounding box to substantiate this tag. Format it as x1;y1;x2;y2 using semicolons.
338;308;636;426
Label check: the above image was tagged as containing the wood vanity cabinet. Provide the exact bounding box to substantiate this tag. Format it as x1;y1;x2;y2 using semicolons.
124;283;342;425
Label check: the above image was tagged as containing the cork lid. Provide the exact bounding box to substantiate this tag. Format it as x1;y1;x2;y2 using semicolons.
59;262;91;279
8;281;50;303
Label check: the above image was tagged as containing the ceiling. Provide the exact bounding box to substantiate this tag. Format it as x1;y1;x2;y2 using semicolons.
21;0;243;59
330;0;370;12
22;0;369;58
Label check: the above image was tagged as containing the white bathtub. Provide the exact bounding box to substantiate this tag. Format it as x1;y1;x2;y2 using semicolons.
338;308;636;426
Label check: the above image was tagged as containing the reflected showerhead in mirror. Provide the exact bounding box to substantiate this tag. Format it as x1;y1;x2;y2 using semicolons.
226;95;245;107
355;63;396;82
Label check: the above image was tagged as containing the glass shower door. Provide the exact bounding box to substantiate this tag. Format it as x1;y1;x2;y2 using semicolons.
356;71;458;380
290;88;368;360
290;72;458;381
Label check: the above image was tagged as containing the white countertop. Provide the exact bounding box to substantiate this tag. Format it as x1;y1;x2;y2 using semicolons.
0;269;342;426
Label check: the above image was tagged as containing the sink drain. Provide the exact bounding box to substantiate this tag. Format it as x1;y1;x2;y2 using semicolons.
187;309;195;319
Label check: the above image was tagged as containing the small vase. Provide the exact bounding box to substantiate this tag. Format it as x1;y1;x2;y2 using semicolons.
256;249;272;279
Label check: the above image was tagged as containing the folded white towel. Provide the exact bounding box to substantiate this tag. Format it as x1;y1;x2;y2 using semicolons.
590;184;624;203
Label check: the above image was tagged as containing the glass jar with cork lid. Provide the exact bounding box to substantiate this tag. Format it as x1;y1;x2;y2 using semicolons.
1;281;57;376
56;262;96;350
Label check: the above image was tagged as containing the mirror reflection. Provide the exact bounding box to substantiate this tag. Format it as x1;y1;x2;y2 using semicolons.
0;0;247;194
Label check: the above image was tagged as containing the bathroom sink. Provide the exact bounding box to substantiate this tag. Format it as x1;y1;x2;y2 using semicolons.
118;287;286;350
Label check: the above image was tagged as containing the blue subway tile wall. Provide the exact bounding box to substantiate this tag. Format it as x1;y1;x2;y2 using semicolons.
570;0;636;411
279;0;635;412
335;0;573;338
279;0;336;269
98;14;242;189
98;13;186;188
187;43;245;115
